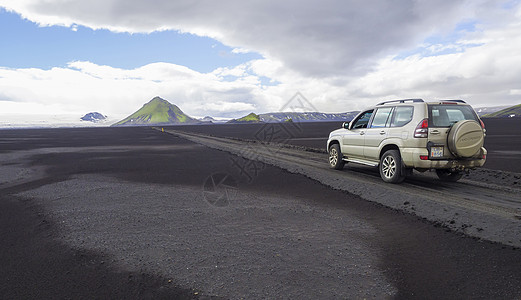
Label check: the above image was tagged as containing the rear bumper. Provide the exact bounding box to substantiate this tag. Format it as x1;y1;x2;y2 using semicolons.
401;147;487;169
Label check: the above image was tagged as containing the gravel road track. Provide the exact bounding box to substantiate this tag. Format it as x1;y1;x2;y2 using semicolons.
165;128;521;248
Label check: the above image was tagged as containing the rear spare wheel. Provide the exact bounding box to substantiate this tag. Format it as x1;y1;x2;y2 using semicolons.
447;120;484;158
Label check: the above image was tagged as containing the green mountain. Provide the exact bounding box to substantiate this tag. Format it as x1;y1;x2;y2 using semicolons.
227;112;262;124
113;97;197;126
481;103;521;118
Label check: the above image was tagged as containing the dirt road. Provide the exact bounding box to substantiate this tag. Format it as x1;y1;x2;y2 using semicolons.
165;128;521;248
170;117;521;173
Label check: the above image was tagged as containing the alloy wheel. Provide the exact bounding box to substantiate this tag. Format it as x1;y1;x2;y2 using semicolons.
329;148;338;167
382;155;396;179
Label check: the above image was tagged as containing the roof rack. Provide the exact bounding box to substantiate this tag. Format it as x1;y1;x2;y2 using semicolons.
437;99;466;103
377;99;424;106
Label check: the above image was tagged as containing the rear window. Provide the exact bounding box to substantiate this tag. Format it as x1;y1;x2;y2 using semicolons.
428;105;478;127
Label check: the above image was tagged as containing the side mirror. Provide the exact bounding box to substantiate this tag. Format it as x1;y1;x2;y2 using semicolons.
342;122;350;129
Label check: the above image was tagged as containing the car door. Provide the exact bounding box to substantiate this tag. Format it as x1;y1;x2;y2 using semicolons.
364;107;394;161
341;110;373;159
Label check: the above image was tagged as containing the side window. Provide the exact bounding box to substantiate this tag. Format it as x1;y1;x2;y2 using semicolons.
391;106;414;127
351;110;373;129
370;107;393;128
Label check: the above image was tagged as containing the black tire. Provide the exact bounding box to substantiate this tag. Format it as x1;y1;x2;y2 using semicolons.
379;150;406;183
436;169;463;182
328;144;345;170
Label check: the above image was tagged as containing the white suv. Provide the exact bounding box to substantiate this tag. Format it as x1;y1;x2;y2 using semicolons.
327;99;487;183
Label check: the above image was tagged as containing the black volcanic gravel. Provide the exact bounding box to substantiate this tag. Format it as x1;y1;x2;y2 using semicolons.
1;126;521;298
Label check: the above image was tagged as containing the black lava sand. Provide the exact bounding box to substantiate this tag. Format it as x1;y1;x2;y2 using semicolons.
1;126;521;299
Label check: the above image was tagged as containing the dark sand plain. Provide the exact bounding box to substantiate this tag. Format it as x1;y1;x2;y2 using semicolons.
1;125;521;299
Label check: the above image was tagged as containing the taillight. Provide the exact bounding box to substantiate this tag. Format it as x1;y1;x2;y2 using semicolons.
414;118;429;138
480;119;486;134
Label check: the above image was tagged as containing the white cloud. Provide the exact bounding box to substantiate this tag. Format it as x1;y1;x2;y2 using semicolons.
195;101;256;113
1;0;521;120
0;0;485;77
231;48;251;54
345;11;521;108
0;61;271;118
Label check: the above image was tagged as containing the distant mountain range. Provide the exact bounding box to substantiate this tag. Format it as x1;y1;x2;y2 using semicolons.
259;111;359;122
113;97;360;126
474;105;511;116
481;104;521;118
112;97;520;126
227;113;262;124
225;111;360;124
198;116;219;123
81;112;107;123
113;97;198;126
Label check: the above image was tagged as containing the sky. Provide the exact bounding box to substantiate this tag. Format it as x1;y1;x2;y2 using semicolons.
1;0;521;121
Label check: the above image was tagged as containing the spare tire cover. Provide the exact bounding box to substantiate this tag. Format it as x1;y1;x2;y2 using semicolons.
447;120;484;158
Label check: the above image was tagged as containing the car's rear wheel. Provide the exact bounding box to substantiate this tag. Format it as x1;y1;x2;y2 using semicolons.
328;144;345;170
436;169;463;182
379;150;406;183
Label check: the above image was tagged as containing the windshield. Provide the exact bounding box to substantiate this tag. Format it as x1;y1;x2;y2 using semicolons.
428;105;479;127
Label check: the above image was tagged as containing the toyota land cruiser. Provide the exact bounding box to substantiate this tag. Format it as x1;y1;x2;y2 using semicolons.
327;99;487;183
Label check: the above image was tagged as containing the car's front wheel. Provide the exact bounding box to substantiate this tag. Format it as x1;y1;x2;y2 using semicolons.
328;144;345;170
436;169;463;182
379;150;406;183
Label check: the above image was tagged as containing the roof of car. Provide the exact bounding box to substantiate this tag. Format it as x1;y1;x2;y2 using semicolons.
376;99;467;106
377;99;423;106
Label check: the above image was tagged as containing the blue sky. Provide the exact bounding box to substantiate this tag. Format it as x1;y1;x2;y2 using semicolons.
0;8;261;72
0;1;521;123
393;21;483;60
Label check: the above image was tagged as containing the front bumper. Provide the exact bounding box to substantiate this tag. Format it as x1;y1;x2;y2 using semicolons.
401;147;487;169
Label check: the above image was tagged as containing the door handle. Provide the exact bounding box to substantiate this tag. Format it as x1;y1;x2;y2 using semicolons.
379;130;386;135
431;130;440;135
360;131;365;135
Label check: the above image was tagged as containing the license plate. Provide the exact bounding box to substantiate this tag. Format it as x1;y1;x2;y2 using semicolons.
430;146;444;158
